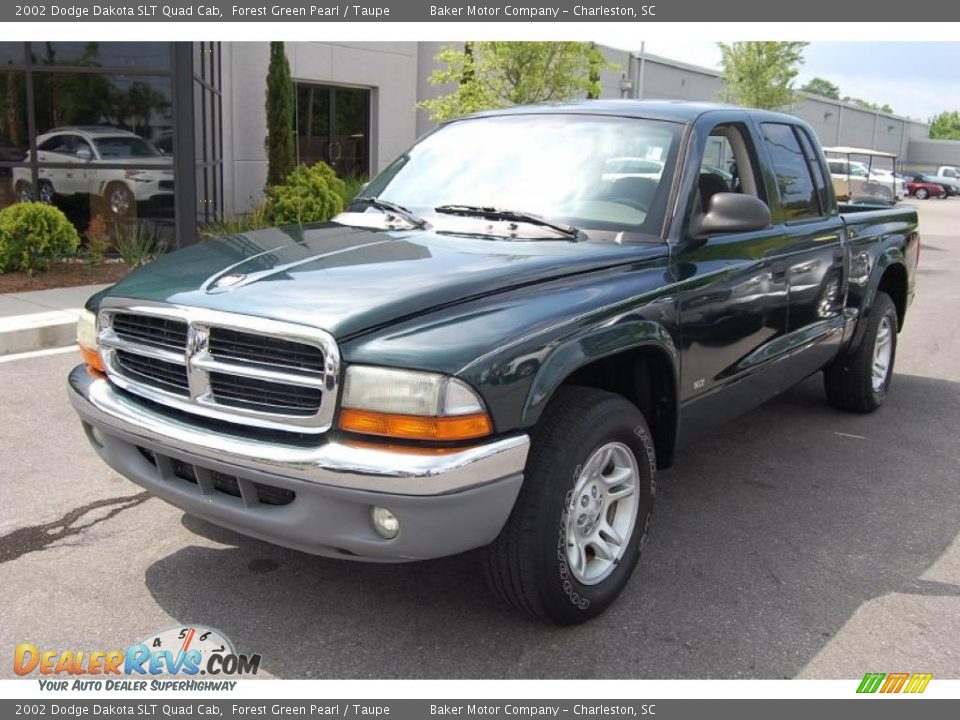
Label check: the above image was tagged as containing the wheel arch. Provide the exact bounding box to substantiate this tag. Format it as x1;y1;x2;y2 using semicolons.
876;261;908;331
521;322;679;469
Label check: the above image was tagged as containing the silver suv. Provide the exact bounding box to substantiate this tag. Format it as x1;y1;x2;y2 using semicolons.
12;127;173;217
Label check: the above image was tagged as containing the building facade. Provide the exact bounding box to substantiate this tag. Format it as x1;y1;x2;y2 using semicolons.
1;40;957;250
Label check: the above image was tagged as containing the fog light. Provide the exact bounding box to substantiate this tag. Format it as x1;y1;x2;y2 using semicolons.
371;506;400;539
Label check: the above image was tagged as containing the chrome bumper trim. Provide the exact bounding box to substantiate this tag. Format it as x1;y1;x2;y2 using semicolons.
68;365;530;496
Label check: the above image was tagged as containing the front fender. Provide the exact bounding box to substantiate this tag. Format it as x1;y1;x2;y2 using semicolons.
521;319;679;428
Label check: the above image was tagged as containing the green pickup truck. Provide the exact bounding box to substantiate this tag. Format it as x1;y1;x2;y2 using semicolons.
69;101;920;624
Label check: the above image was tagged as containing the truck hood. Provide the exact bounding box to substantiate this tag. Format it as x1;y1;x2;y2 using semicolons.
100;222;668;339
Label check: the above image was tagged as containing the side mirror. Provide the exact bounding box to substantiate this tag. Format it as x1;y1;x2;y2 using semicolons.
76;146;92;161
689;193;771;240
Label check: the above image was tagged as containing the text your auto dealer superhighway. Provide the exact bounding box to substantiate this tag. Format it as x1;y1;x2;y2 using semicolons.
429;5;654;18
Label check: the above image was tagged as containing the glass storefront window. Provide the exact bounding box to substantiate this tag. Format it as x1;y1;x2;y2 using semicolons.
28;42;170;70
0;45;25;67
0;41;221;250
0;69;28;210
296;83;370;179
32;74;172;142
0;70;28;157
0;42;178;250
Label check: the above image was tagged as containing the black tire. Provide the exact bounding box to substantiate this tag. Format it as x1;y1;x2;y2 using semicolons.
915;187;928;200
14;180;33;203
483;386;656;624
823;292;898;413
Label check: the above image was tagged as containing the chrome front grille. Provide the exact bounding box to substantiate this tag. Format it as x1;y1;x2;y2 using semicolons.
97;299;340;433
113;313;188;352
208;372;323;416
208;327;326;374
115;349;190;396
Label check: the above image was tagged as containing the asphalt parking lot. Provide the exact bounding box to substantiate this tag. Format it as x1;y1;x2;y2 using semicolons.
1;199;958;680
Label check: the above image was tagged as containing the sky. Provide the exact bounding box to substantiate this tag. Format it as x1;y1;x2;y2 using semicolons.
607;41;960;122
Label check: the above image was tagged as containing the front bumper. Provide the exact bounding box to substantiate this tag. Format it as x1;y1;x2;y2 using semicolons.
68;365;528;561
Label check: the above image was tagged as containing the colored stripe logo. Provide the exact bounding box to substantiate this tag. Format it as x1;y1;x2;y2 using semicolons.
857;672;932;694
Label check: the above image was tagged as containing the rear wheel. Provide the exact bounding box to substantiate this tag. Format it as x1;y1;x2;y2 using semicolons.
15;180;54;204
915;187;929;200
823;292;898;413
483;386;656;624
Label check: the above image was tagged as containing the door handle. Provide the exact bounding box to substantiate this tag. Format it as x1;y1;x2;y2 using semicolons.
833;250;845;264
771;264;787;283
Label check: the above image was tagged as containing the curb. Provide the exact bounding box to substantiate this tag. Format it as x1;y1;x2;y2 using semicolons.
0;309;83;356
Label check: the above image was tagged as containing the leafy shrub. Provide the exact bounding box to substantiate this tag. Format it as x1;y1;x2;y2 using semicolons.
113;221;169;268
0;202;80;273
198;200;270;241
339;174;369;208
265;161;345;226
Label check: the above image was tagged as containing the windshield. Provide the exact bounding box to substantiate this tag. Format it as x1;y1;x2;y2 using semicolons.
359;114;683;237
93;136;162;159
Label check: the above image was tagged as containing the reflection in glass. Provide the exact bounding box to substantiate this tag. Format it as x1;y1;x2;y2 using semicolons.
28;42;170;69
0;43;25;67
0;70;28;156
296;84;370;178
362;114;681;235
32;74;172;145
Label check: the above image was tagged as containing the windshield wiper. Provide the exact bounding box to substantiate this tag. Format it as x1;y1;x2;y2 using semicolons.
354;196;427;229
433;204;583;240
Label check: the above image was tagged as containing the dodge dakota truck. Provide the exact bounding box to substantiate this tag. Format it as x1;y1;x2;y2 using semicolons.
69;101;919;624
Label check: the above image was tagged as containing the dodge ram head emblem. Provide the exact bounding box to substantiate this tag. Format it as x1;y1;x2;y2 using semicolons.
213;273;246;289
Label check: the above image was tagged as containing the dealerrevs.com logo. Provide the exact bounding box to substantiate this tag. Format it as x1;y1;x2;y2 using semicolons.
14;626;261;691
857;672;933;694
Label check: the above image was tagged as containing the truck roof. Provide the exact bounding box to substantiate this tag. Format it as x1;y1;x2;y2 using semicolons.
464;99;806;125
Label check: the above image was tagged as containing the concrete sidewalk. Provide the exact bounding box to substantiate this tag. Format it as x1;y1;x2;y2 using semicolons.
0;284;107;356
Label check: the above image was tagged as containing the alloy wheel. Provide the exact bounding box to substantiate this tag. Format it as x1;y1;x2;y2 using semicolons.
563;441;640;585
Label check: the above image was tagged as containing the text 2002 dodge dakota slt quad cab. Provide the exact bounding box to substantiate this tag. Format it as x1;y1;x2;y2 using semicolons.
69;101;919;624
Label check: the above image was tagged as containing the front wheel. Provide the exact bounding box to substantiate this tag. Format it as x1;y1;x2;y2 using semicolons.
483;386;656;624
823;292;898;413
105;182;135;218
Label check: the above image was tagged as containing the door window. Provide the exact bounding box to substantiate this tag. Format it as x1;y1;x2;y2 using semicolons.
796;129;830;215
38;134;80;156
760;123;821;221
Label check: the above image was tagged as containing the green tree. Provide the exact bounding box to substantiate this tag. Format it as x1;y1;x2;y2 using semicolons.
419;42;617;122
265;42;295;187
844;96;893;114
929;111;960;140
801;77;840;100
717;41;808;110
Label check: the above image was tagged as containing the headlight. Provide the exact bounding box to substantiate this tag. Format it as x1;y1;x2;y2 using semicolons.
339;366;492;441
77;310;105;373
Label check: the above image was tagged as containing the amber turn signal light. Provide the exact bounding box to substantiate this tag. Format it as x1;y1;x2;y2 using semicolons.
339;408;493;442
80;345;106;374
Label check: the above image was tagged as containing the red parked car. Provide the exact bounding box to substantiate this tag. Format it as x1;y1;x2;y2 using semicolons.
905;174;947;200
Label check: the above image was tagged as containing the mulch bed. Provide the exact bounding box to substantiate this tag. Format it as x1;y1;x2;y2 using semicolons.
0;261;132;294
